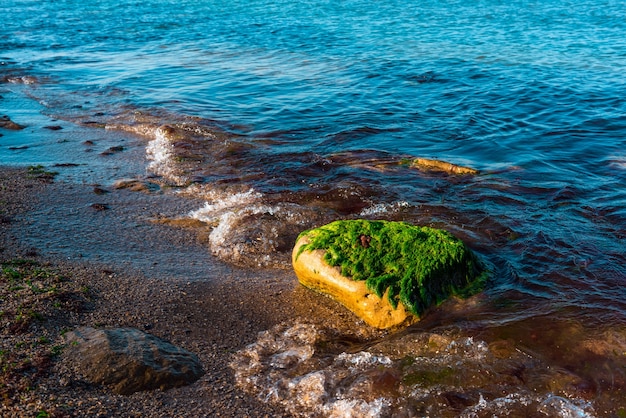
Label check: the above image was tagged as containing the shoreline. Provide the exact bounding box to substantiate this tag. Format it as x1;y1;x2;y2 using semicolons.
2;166;625;416
0;165;379;417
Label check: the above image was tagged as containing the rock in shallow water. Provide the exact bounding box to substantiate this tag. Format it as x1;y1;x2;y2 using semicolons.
410;158;479;175
63;326;204;395
293;237;416;329
0;114;25;130
292;220;486;329
0;115;26;131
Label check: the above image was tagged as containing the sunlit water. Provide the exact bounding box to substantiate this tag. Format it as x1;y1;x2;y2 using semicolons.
1;0;625;415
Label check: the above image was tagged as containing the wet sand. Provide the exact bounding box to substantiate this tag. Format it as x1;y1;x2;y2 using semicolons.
0;166;378;417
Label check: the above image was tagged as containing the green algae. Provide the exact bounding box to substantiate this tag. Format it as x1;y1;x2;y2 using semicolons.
296;220;486;317
402;367;456;386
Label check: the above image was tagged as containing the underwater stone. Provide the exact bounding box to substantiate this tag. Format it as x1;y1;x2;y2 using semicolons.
0;115;25;130
292;220;486;329
410;158;478;175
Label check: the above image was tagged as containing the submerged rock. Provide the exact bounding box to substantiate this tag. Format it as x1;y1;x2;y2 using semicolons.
0;115;25;130
292;220;486;329
112;178;161;193
63;327;204;395
410;158;478;175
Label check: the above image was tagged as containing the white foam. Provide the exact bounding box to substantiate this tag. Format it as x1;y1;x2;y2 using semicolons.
459;393;529;417
231;322;601;417
178;123;217;138
358;201;409;217
231;323;396;417
335;352;392;369
609;155;626;170
186;187;268;264
187;189;263;220
270;347;315;369
459;393;596;418
287;371;328;410
187;188;324;267
106;122;160;137
322;398;390;418
538;395;596;418
145;125;188;184
206;204;278;250
446;336;489;360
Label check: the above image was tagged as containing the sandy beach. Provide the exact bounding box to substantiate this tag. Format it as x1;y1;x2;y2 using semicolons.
0;166;381;417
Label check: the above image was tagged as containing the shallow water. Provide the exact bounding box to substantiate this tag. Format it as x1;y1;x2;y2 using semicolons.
2;0;625;415
231;321;613;417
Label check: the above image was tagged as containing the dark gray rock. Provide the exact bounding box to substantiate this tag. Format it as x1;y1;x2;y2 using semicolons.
63;326;204;395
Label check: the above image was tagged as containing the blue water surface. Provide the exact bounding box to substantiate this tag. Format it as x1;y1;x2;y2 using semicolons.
4;0;626;169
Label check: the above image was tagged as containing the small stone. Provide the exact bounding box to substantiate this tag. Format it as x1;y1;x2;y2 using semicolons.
53;163;80;167
90;203;109;211
0;115;25;130
100;146;124;156
93;187;109;195
112;178;160;193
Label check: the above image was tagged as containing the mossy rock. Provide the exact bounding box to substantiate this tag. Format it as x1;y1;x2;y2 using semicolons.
293;220;486;328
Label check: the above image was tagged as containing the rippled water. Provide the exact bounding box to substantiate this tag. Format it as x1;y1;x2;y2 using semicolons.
2;0;625;415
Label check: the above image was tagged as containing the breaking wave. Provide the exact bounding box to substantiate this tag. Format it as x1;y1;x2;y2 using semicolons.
231;322;599;417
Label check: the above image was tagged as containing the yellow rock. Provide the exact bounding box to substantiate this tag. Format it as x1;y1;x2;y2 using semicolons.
411;158;479;175
292;236;417;329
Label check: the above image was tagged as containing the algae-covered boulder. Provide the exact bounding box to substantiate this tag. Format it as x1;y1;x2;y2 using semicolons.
292;220;486;329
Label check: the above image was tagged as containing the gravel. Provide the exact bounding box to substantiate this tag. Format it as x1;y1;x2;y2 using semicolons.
0;166;365;417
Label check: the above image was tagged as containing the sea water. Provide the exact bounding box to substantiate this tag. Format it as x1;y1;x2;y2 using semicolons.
1;0;625;415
